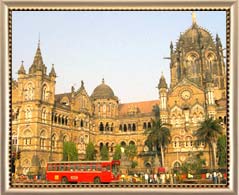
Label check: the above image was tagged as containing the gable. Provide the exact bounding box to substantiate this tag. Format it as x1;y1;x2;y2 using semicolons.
168;78;205;109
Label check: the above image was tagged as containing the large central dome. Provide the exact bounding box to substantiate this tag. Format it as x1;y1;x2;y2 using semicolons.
91;79;117;100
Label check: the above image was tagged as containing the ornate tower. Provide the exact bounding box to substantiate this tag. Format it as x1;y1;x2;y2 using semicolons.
158;73;168;122
169;12;226;99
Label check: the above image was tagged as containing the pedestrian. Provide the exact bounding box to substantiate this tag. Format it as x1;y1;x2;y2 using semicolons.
173;173;177;184
213;171;217;184
217;172;222;184
144;173;149;184
161;173;166;184
154;173;159;184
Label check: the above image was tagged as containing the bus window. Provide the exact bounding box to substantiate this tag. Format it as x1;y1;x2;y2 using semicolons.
70;165;74;171
56;165;60;171
96;165;101;171
81;165;85;171
75;165;79;171
86;165;90;171
106;165;110;171
47;164;52;171
60;165;64;171
92;165;96;171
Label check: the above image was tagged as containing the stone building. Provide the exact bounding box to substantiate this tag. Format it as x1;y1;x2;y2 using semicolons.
11;13;226;177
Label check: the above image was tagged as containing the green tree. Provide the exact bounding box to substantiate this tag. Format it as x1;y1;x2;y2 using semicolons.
125;144;137;161
63;141;78;161
113;144;122;160
217;134;227;167
181;152;206;176
100;145;109;160
85;142;96;160
145;119;171;167
194;117;222;169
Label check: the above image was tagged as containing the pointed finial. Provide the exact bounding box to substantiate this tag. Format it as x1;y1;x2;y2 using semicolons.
21;60;24;65
38;33;40;48
102;78;105;84
192;11;197;25
81;80;84;87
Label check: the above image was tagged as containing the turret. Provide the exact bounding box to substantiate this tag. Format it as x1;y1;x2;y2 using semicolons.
49;64;56;78
17;61;26;76
158;73;168;110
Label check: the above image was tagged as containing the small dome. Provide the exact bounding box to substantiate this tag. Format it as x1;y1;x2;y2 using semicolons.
91;79;117;100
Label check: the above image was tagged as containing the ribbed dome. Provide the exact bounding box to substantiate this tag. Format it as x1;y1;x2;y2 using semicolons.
178;24;214;47
91;79;117;100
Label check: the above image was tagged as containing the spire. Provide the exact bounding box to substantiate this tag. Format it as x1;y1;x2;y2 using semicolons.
192;11;197;26
18;60;26;74
49;64;56;77
158;73;168;89
216;34;222;47
29;38;46;74
170;41;173;54
102;78;105;84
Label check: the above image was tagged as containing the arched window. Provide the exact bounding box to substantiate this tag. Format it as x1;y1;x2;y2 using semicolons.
105;122;109;131
110;143;114;152
74;118;77;127
25;83;34;100
111;123;114;132
51;133;57;151
23;129;32;146
63;135;69;142
123;124;127;132
12;132;17;145
99;122;104;132
42;108;47;123
223;116;227;124
173;137;180;148
119;124;122;131
132;123;136;131
25;107;32;122
42;84;49;101
80;119;84;127
120;141;126;148
143;122;147;129
185;136;193;148
173;161;181;170
40;130;46;150
100;142;104;151
129;141;135;145
148;122;151;129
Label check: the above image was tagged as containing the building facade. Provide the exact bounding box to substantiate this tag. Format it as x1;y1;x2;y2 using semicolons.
12;14;227;177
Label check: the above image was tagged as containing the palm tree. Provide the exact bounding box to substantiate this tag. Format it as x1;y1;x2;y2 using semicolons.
145;119;171;167
194;117;222;169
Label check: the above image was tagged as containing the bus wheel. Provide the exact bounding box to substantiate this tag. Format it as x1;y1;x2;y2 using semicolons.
61;177;68;184
94;177;101;184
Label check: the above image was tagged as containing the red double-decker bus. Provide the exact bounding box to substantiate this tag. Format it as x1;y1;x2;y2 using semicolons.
46;160;120;184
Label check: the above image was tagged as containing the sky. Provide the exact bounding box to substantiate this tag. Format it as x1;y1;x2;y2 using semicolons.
12;11;226;103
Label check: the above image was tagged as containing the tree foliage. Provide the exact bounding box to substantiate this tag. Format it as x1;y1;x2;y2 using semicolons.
63;141;78;161
113;144;122;160
194;117;222;168
217;135;227;167
100;145;109;160
125;144;137;161
145;118;171;167
85;142;96;160
181;151;206;175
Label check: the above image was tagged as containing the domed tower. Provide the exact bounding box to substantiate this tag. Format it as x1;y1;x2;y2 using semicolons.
170;12;226;99
91;79;119;133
